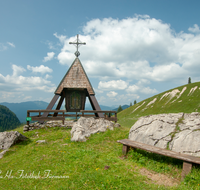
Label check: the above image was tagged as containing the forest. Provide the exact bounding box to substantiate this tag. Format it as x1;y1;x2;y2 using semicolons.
0;105;21;132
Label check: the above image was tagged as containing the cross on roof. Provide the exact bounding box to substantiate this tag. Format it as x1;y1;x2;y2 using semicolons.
69;34;86;57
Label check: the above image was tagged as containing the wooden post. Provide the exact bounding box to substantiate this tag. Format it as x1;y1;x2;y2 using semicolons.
122;145;130;155
27;111;30;125
62;111;64;124
181;162;192;181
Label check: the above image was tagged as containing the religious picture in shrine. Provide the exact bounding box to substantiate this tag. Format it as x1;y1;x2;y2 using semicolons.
70;91;81;109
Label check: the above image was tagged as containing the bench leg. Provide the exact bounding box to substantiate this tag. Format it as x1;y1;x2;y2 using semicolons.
181;161;192;181
122;145;130;155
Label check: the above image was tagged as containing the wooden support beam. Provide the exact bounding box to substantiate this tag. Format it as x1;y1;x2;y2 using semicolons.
88;95;104;118
53;96;64;117
122;145;130;155
181;162;192;181
40;94;60;123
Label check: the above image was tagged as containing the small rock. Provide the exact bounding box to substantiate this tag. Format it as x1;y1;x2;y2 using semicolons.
0;131;28;150
36;140;46;143
115;123;121;128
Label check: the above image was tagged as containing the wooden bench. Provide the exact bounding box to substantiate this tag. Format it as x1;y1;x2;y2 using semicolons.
117;139;200;181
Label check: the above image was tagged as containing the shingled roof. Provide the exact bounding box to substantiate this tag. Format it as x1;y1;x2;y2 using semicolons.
55;58;95;95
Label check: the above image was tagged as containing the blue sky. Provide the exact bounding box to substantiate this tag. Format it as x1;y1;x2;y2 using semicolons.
0;0;200;107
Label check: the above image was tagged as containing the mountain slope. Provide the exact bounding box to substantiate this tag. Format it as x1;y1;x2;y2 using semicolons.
0;105;21;131
118;82;200;128
0;101;49;123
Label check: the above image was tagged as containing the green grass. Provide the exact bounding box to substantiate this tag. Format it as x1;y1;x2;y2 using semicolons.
118;82;200;128
1;82;200;189
0;124;198;190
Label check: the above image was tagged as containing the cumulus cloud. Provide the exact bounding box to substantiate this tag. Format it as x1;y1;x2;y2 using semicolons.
126;85;140;93
0;64;56;93
98;80;128;90
126;80;158;95
188;24;200;33
43;52;55;62
27;65;53;74
54;16;200;84
140;87;158;94
107;91;118;98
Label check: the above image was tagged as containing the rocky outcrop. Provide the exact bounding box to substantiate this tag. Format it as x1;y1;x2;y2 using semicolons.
71;117;120;142
0;131;28;150
129;112;200;156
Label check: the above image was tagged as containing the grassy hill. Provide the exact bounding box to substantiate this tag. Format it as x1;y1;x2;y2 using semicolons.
1;82;200;189
118;82;200;128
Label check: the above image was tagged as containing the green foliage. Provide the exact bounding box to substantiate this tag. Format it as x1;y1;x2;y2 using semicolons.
130;102;132;107
134;100;137;105
188;77;191;84
117;105;123;113
0;105;21;132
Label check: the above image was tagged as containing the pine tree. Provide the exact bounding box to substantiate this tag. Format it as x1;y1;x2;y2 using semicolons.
134;100;137;105
117;105;123;113
188;77;191;84
130;102;132;107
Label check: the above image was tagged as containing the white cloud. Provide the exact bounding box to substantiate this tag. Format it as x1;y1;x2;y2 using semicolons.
55;16;200;84
43;52;55;62
126;85;140;93
126;82;158;95
98;80;128;90
7;42;15;48
188;24;200;33
0;64;56;93
27;65;53;74
107;91;118;98
140;87;158;94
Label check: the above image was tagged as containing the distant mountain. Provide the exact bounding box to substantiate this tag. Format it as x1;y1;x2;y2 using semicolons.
0;105;21;132
0;101;49;123
0;101;129;123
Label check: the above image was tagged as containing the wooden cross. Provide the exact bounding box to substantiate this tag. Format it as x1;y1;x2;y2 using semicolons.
69;34;86;57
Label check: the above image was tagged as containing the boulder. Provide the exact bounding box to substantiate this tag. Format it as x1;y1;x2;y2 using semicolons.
71;117;120;142
0;131;28;150
129;113;200;156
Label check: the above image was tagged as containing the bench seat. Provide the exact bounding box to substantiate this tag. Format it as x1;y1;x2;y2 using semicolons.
117;139;200;181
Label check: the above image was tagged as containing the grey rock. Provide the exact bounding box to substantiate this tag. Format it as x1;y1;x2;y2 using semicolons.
115;123;121;128
0;131;28;150
129;113;200;156
36;140;46;143
71;117;117;142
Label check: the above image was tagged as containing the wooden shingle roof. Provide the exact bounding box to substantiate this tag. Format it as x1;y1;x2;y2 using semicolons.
55;58;95;95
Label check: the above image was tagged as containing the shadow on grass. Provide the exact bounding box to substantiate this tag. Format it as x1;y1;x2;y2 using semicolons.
128;148;183;174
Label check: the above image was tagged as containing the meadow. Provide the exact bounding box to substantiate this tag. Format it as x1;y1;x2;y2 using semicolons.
1;82;200;189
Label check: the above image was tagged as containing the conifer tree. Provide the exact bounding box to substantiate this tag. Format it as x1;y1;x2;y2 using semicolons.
188;77;191;84
117;105;123;113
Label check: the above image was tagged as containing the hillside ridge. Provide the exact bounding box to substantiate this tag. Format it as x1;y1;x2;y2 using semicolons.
118;82;200;128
